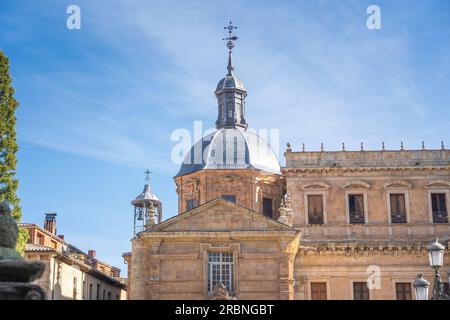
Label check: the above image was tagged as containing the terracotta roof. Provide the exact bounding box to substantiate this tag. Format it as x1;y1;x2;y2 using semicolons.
25;244;55;252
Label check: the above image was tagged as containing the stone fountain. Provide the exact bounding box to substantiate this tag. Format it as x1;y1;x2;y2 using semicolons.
0;200;46;299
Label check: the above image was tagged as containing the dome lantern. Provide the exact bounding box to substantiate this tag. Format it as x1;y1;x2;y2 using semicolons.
215;22;248;130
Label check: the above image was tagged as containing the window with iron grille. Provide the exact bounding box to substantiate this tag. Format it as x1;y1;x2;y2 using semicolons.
395;283;412;300
207;252;234;293
353;282;369;300
186;199;198;211
221;194;236;203
390;193;407;223
263;198;273;218
348;194;365;224
431;193;448;223
307;195;324;224
310;282;327;300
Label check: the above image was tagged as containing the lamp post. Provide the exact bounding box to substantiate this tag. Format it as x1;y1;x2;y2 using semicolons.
413;274;430;300
415;239;449;300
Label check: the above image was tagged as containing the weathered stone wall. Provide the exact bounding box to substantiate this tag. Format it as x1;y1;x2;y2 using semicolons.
174;169;283;218
130;234;298;300
294;245;450;300
284;150;450;239
285;149;450;299
129;200;299;300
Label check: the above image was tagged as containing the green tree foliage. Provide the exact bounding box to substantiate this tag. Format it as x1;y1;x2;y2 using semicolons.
0;50;28;255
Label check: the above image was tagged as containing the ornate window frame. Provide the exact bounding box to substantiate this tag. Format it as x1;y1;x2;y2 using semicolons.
350;280;371;300
345;191;369;224
200;243;240;296
383;180;412;224
307;279;330;300
386;191;411;224
304;191;327;225
302;182;329;225
343;181;370;224
425;181;450;223
392;280;413;300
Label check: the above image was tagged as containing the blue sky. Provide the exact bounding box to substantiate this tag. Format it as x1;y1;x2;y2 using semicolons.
1;0;449;272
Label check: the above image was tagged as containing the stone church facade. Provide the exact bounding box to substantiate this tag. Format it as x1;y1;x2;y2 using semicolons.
123;28;450;300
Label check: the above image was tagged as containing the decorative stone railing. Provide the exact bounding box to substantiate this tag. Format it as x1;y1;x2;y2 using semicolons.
285;150;450;169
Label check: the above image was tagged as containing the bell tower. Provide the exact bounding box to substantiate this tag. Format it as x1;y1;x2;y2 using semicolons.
131;169;162;235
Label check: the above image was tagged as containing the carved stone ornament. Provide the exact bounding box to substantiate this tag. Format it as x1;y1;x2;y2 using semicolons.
209;282;237;300
0;200;47;300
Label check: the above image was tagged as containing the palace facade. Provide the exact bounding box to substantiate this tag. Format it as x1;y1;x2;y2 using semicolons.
22;213;127;300
123;27;450;300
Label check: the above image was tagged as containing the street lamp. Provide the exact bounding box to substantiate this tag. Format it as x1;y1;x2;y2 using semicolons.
428;239;445;268
426;239;449;300
413;274;430;300
414;239;449;300
448;268;450;288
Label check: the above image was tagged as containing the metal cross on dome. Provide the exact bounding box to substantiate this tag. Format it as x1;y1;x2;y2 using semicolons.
223;21;238;51
144;169;151;182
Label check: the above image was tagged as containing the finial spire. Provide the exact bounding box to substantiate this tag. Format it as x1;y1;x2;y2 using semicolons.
223;22;238;75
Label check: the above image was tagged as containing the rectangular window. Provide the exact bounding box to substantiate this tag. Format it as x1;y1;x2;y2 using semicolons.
186;199;198;211
262;198;273;218
390;193;407;223
444;282;449;295
108;292;111;300
348;194;365;224
353;282;369;300
82;281;86;300
102;289;106;300
221;194;236;204
431;193;448;223
396;283;412;300
227;102;233;119
307;195;324;224
96;284;101;300
310;282;327;300
89;284;93;300
73;277;78;300
208;252;234;293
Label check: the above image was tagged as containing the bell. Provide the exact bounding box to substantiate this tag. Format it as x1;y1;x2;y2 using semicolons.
136;208;144;221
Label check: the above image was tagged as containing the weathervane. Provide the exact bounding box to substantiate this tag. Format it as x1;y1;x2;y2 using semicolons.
222;21;238;74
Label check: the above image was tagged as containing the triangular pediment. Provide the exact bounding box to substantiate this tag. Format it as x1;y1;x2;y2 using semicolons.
145;198;294;232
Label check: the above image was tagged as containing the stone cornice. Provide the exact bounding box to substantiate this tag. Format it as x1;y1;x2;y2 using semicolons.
283;166;450;174
297;240;444;256
139;230;299;241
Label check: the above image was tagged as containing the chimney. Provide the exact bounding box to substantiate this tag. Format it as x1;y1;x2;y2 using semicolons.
88;250;96;258
44;213;57;234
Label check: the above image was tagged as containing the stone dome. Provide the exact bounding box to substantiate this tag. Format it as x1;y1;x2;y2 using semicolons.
175;127;281;177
